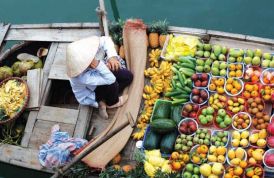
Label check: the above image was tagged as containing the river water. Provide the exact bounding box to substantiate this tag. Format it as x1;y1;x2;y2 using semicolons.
1;0;274;177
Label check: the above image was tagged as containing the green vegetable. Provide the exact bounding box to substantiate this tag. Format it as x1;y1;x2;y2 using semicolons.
178;62;195;70
171;98;188;105
164;90;182;97
143;128;162;150
170;105;183;124
151;100;172;121
160;131;178;154
151;119;176;134
179;68;195;77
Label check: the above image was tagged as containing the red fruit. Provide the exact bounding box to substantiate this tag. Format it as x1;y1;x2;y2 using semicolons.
192;88;200;95
265;154;274;167
182;110;189;117
201;73;208;81
189;124;197;132
192;95;199;103
195;80;202;87
191;74;199;81
179;127;187;133
267;136;274;147
201;81;208;87
267;122;274;136
200;91;208;100
192;105;199;111
181;122;187;128
189;112;197;118
198;98;204;104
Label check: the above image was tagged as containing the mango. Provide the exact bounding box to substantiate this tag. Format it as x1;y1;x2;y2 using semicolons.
208;155;217;162
252;150;263;161
232;139;240;147
230;158;241;165
249;133;259;144
228;150;236;159
232;131;241;140
259;129;267;139
235;148;245;159
240;139;249;147
241;131;249;139
257;139;266;147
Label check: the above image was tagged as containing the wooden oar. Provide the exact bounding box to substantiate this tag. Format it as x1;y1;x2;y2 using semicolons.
50;113;135;178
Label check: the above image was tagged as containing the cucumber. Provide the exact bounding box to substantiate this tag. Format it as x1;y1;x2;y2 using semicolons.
179;68;195;77
172;94;189;99
160;131;178;154
170;105;183;124
150;119;177;134
178;56;196;65
171;98;188;105
143;128;162;150
164;90;182;97
176;82;184;90
177;71;185;87
183;86;192;93
171;66;178;73
179;63;195;70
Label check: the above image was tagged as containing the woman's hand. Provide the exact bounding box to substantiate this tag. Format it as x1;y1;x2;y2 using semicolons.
90;59;99;69
107;57;121;71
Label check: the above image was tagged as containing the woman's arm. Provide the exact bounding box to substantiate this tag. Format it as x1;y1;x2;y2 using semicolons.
100;36;118;59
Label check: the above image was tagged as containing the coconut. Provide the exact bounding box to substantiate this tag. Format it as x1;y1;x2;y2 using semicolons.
33;59;43;69
18;61;34;76
0;66;13;81
11;61;21;77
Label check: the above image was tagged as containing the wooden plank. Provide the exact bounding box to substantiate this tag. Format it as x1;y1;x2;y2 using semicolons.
48;65;69;80
29;120;75;149
27;69;42;109
0;144;52;173
5;28;101;42
207;30;246;40
37;106;79;124
209;37;274;53
0;23;10;46
168;26;207;34
73;105;93;138
11;23;99;29
21;111;38;147
246;35;274;45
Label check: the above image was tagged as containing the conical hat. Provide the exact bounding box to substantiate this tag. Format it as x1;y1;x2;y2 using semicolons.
66;36;100;77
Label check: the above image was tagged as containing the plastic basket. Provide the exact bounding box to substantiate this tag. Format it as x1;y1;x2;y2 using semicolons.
224;78;244;97
231;112;252;131
261;53;274;69
190;88;209;106
178;118;198;136
150;99;172;122
211;130;230;147
260;68;274;86
196;106;215;126
207;76;226;93
0;77;30;125
227;48;245;64
244;163;265;178
213;111;233;130
226;148;247;166
192;73;211;89
226;62;245;78
210;61;228;77
263;149;274;170
226;96;246;114
230;130;250;149
244;66;262;83
181;102;200;118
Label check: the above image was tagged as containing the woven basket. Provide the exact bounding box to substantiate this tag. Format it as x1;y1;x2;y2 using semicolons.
0;77;30;125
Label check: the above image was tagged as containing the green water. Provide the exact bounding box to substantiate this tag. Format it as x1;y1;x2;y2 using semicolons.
1;0;274;177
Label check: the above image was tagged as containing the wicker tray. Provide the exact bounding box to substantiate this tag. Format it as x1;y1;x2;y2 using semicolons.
0;77;29;125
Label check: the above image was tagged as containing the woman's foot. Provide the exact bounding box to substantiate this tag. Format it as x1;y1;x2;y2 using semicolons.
107;95;128;109
99;101;108;119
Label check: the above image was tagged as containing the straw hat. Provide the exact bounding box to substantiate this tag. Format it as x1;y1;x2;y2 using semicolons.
66;36;100;77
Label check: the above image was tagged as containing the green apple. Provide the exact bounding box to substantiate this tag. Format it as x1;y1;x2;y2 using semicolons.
218;109;226;117
220;69;227;76
246;49;254;58
202;109;207;115
220;122;227;128
200;118;208;124
254;49;262;57
195;51;204;57
263;53;272;60
262;60;270;68
206;106;214;114
228;56;236;63
206;115;213;122
244;57;252;64
196;66;204;73
237;56;243;62
219;62;227;69
204;65;211;73
204;44;212;51
212;67;219;76
186;163;194;172
193;166;200;174
216;116;223;123
252;56;261;65
224;117;232;125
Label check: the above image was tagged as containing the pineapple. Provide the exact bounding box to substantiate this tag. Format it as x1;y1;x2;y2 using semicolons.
148;23;159;48
157;20;169;47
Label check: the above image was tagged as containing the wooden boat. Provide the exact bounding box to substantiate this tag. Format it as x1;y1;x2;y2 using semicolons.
1;2;274;178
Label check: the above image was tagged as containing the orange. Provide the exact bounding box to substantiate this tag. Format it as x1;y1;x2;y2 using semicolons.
236;64;243;70
224;173;233;178
229;64;236;70
234;166;243;176
239;161;247;168
251;75;259;82
192;155;200;164
112;154;122;164
227;78;233;84
245;84;253;92
218;78;225;86
251;91;258;97
235;70;242;77
200;145;209;154
229;71;236;77
226;84;233;91
171;152;180;160
217;87;225;94
122;165;133;173
235;83;242;90
209;83;216;91
231;88;239;94
217;146;227;155
171;161;182;170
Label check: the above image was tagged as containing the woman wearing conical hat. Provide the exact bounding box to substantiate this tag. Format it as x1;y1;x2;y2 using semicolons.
66;36;133;119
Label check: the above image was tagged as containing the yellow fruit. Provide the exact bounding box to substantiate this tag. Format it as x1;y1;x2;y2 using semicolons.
249;133;259;144
228;150;236;159
229;64;236;70
240;131;249;139
227;78;233;84
230;158;241;166
239;161;247;168
217;155;225;163
258;129;267;139
235;148;245;159
216;146;226;155
209;145;217;154
200;164;212;176
208;155;217;162
232;131;241;140
229;71;236;77
254;166;263;176
232;139;240;147
224;173;233;178
240;139;249;147
233;166;243;176
252;150;263;161
192;155;201;164
257;139;266;147
148;32;159;48
217;87;225;94
226;83;233;92
208;175;218;178
212;163;224;175
248;157;257;164
252;176;259;178
235;70;242;77
246;168;255;177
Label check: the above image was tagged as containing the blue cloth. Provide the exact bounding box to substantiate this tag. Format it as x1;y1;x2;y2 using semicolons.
38;124;87;168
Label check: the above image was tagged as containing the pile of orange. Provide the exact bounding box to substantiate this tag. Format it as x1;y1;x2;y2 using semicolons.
170;151;190;171
225;78;242;95
208;77;225;94
243;83;260;98
224;162;247;178
228;63;243;78
191;145;208;164
261;85;274;101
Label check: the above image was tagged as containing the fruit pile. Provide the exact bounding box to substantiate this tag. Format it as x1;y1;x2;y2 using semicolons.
169;151;190;171
178;119;197;135
227;96;245;113
261;69;274;85
232;112;251;131
209;93;226;110
227;148;246;166
227;63;243;78
245;164;264;178
181;103;199;118
231;130;250;148
249;129;267;148
211;61;227;77
193;128;211;145
211;130;229;146
191;73;209;88
174;134;194;152
182;163;201;178
261;53;274;68
225;78;243;96
208;77;225;93
243;83;260;98
243;49;262;66
195;58;212;73
261;85;274;101
247;148;265;165
228;48;244;63
246;97;264;115
200;162;225;177
197;106;214;125
244;67;261;83
190;88;208;105
190;145;208;164
207;146;227;163
214;109;232;129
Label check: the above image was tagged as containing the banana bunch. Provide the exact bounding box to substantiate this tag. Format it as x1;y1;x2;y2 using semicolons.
148;49;161;67
132;127;146;140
